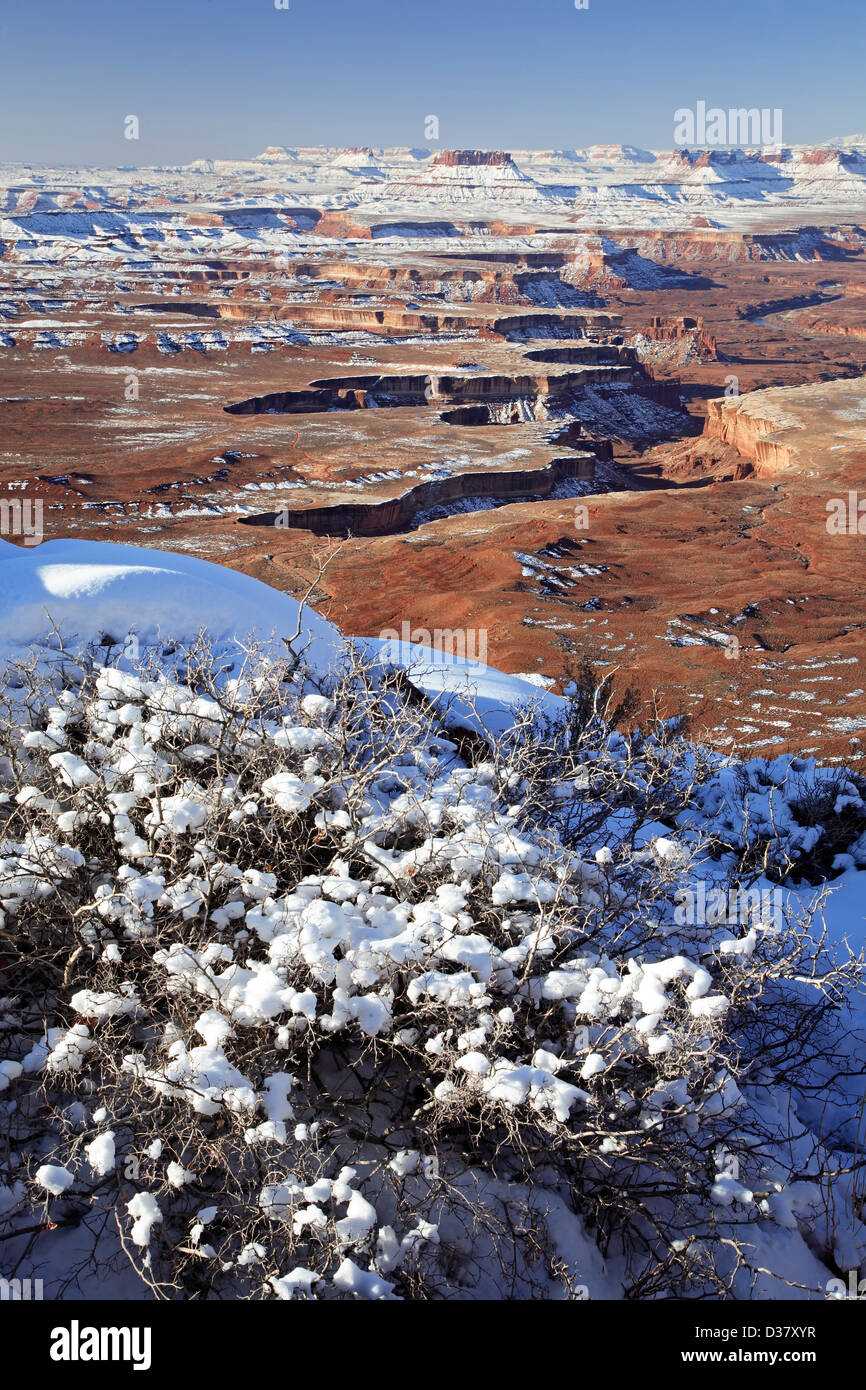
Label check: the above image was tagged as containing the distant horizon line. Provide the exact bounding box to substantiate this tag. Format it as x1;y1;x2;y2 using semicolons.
3;134;866;172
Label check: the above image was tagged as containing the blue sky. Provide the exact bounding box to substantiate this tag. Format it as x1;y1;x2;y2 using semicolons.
1;0;863;164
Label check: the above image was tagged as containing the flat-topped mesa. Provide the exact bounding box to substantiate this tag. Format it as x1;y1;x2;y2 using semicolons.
583;225;861;264
669;149;758;170
701;376;866;488
799;147;863;167
432;150;514;167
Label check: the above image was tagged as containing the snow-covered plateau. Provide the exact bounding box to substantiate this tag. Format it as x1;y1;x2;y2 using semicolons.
4;139;866;239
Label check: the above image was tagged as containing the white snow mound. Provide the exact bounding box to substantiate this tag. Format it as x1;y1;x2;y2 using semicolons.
0;538;344;674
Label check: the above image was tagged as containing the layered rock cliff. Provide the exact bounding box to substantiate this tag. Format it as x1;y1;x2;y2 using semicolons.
237;453;598;538
432;150;514;167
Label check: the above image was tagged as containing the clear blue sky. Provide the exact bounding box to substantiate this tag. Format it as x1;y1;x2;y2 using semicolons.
1;0;863;165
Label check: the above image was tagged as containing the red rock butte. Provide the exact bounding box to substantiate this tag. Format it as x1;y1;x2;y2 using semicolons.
432;150;515;166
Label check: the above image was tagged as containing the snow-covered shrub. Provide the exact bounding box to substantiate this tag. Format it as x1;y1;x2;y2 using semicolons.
0;637;863;1300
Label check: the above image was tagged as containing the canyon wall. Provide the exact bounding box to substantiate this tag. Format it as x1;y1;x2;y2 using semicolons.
224;365;635;416
703;397;799;473
237;453;597;538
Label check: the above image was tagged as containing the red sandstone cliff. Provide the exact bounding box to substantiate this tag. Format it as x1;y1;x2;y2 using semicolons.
432;150;513;167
